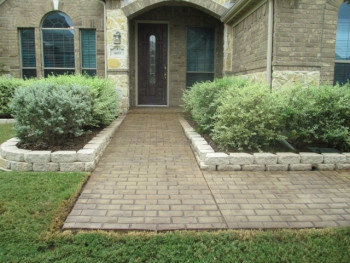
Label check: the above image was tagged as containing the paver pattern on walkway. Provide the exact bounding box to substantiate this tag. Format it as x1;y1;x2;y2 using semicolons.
64;109;350;231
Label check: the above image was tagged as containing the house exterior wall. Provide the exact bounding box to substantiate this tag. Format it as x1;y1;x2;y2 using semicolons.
128;6;223;107
224;2;269;83
0;0;105;78
272;0;343;88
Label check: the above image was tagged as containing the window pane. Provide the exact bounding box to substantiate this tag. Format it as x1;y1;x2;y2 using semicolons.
81;30;96;69
44;69;75;77
42;12;73;28
43;29;75;68
22;69;37;79
149;35;156;86
20;29;36;68
335;3;350;60
334;63;350;85
186;73;214;88
82;69;96;77
187;27;215;72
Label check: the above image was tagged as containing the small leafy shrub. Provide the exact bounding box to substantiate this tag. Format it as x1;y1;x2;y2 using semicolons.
40;74;119;127
0;76;25;117
281;84;350;151
182;77;248;133
211;83;286;151
10;83;92;146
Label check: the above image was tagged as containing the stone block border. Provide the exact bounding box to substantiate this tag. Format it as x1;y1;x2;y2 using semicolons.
0;119;16;124
0;116;125;172
178;117;350;172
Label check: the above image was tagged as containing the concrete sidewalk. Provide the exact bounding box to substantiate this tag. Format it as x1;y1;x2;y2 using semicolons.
64;109;350;231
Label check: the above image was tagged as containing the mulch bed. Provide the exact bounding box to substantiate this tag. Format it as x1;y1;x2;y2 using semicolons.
17;127;104;152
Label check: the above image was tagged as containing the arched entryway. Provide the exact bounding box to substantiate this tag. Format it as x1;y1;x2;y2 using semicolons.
125;2;225;107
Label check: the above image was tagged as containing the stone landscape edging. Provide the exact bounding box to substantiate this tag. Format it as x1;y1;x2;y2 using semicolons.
178;116;350;172
0;119;16;124
0;116;125;172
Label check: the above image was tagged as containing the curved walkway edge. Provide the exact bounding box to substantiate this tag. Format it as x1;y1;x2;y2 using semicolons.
64;109;350;231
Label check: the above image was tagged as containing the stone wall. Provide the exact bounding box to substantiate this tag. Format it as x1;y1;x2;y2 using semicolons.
0;0;105;78
128;6;223;107
225;2;269;80
273;0;343;86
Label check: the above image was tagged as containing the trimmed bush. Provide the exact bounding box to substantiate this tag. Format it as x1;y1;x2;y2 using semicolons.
0;76;25;118
39;74;119;127
281;84;350;151
182;77;248;133
10;83;92;146
211;83;286;151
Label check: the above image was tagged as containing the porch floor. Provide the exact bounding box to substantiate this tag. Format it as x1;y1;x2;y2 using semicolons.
64;110;350;231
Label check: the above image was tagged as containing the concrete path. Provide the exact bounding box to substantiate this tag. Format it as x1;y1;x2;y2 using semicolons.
64;109;350;231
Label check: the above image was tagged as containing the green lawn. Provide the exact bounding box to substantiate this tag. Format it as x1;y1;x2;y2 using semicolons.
0;123;15;144
0;172;349;262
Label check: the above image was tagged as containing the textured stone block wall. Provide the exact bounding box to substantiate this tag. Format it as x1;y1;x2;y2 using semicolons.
128;6;223;107
0;0;105;78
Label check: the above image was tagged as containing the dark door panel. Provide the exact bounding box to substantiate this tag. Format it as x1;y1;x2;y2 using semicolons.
138;23;167;105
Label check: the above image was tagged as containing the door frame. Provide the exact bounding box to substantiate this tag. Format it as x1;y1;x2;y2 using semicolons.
135;21;170;107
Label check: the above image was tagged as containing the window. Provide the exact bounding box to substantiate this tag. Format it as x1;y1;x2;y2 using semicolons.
334;3;350;85
42;12;75;77
81;29;96;76
186;27;215;88
20;28;37;79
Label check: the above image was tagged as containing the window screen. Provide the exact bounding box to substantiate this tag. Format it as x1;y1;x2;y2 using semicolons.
81;29;96;76
186;27;215;88
334;3;350;85
20;28;37;79
42;12;75;77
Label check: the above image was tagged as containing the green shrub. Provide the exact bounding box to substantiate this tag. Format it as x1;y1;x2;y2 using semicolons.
40;74;119;127
281;84;350;151
10;83;92;146
211;83;286;151
182;77;248;133
0;77;25;118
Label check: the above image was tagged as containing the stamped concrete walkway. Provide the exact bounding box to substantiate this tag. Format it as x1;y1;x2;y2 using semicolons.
64;109;350;231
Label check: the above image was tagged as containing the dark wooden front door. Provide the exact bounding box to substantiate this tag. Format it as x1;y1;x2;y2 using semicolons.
138;23;168;105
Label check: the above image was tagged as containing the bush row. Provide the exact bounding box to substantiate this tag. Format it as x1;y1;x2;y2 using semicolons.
183;77;350;152
1;75;119;146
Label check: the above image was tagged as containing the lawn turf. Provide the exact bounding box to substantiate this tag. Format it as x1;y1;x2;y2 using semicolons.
0;172;349;262
0;123;15;144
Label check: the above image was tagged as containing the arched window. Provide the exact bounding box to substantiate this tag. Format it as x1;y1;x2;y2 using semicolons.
334;2;350;85
41;12;75;77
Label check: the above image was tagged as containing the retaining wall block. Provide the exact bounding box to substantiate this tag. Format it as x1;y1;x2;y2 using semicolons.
24;151;51;163
266;164;289;171
242;164;266;171
194;143;213;153
10;161;33;171
229;153;254;165
299;152;323;164
0;157;11;169
199;161;216;171
83;143;101;151
343;153;350;163
276;152;300;164
1;147;31;162
316;164;335;171
336;164;350;170
33;163;59;172
85;161;96;172
322;153;347;164
217;164;242;171
197;148;215;160
289;164;312;171
205;152;229;165
60;162;85;172
254;153;277;165
77;148;96;162
51;151;77;163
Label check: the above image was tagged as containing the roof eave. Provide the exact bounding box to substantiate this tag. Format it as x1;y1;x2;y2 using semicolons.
221;0;255;23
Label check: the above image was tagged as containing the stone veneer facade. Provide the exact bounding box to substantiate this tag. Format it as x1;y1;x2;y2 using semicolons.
0;0;346;113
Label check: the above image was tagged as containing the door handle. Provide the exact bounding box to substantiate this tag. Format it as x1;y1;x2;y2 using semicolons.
164;73;167;80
